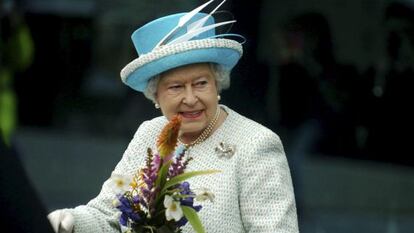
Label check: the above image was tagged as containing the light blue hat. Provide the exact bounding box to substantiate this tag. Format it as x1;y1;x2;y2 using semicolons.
120;1;243;92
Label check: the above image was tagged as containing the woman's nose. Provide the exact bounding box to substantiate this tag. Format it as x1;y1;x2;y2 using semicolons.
182;87;198;106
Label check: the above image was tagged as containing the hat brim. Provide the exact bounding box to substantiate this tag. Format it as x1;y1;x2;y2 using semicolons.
120;39;242;92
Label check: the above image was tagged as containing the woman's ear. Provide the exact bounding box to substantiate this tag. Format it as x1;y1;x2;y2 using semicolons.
154;92;159;104
154;93;163;109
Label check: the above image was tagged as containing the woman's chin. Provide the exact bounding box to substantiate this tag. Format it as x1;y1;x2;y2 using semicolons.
180;125;204;138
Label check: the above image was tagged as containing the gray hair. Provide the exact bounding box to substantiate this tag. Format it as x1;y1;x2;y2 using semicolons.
143;63;231;103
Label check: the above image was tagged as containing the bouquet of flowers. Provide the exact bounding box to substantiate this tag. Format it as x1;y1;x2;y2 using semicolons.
109;115;219;233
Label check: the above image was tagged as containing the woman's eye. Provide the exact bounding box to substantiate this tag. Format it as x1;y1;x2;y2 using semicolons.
168;85;182;90
194;80;208;87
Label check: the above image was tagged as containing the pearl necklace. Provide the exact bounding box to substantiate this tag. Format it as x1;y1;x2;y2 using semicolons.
178;107;221;149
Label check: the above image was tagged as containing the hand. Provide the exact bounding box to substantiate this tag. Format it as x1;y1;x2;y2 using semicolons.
47;209;74;233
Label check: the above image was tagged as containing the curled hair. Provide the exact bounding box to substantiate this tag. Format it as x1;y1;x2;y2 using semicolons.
143;63;230;103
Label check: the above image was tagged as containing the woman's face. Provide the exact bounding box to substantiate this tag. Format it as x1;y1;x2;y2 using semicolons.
156;63;219;139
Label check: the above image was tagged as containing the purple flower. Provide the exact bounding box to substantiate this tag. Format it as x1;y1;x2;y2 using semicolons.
168;150;191;178
116;194;142;226
152;154;162;171
132;195;140;204
180;182;190;193
179;182;202;210
119;213;129;226
175;182;202;227
117;195;133;213
129;212;141;222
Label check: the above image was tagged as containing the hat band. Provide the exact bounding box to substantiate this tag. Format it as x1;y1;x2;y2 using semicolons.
120;38;242;82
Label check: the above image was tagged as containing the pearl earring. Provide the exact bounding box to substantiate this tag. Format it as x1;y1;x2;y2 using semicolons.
217;95;221;101
155;103;160;109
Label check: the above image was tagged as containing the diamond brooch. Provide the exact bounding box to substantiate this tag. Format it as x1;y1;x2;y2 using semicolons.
215;142;235;159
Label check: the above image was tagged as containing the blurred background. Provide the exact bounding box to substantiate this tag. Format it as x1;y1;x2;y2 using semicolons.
1;0;414;232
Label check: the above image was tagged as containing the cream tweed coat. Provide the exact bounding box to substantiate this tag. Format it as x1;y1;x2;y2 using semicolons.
67;106;299;232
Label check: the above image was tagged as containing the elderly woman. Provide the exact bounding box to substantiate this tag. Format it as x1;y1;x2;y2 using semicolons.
48;1;298;233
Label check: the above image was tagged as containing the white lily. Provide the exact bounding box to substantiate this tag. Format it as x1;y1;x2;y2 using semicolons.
195;188;215;202
108;173;133;194
164;195;183;221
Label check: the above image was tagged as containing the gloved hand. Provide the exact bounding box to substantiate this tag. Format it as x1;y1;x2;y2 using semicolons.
47;209;74;233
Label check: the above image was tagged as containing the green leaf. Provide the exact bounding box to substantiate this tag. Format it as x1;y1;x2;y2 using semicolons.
182;206;205;233
161;170;221;195
154;160;173;189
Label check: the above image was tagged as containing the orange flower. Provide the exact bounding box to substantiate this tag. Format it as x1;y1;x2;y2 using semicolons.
157;114;181;159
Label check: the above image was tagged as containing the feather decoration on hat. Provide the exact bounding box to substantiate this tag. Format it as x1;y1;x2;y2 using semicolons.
185;0;228;35
155;0;235;48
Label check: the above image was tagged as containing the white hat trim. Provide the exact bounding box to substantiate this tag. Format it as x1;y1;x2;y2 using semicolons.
120;38;243;82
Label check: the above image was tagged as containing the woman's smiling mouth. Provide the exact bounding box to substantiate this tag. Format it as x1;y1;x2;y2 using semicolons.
180;110;203;119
